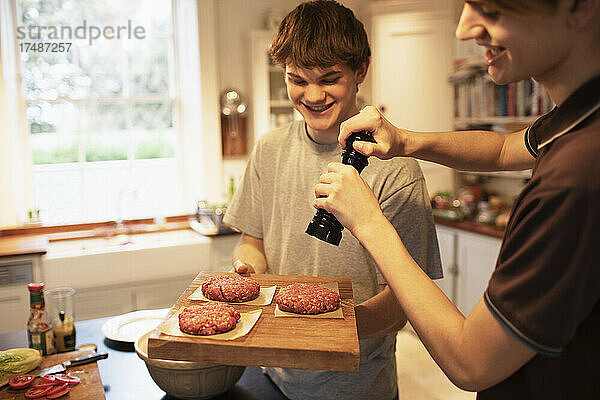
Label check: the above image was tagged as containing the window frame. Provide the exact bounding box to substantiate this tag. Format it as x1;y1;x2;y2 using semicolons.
0;0;222;228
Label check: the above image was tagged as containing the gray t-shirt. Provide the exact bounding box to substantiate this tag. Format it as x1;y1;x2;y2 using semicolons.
224;120;442;400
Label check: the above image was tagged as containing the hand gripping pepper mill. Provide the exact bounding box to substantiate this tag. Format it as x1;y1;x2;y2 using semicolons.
306;130;376;246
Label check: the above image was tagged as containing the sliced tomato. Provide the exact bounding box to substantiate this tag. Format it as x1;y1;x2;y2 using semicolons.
24;386;52;399
55;373;80;385
45;384;70;399
8;374;35;389
32;381;56;389
40;374;57;384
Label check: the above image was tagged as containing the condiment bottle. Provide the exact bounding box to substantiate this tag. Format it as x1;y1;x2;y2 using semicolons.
27;283;55;355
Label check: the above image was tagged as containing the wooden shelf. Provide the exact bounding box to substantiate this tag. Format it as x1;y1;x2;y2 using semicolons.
435;217;505;239
454;169;532;179
454;116;538;126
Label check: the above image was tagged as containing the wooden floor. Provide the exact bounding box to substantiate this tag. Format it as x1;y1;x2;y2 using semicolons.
396;327;476;400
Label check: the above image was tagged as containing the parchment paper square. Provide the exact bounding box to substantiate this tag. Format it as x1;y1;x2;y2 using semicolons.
188;285;276;306
158;307;262;340
274;281;344;319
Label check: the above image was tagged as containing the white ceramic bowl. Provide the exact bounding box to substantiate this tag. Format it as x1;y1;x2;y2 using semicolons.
135;330;245;399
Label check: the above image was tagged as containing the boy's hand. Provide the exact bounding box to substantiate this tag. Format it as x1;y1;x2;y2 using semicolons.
232;259;256;275
313;162;386;235
339;106;409;160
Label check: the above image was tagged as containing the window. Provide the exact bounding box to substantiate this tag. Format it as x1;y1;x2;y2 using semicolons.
13;0;183;224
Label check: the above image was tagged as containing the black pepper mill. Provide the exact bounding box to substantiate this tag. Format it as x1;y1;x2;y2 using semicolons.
306;130;376;246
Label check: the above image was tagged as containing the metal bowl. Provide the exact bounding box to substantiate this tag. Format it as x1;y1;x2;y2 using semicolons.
135;330;245;399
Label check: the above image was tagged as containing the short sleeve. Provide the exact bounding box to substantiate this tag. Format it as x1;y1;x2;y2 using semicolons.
485;186;600;356
380;178;443;280
524;125;538;158
222;145;264;239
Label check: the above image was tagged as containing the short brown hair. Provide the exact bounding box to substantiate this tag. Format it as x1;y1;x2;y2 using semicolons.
269;0;370;71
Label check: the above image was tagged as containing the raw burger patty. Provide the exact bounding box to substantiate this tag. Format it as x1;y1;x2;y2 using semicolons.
178;303;241;335
275;283;341;314
202;275;261;302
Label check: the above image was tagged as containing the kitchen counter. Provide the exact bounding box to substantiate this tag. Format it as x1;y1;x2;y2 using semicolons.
0;218;503;257
0;317;288;400
434;217;506;239
0;235;48;257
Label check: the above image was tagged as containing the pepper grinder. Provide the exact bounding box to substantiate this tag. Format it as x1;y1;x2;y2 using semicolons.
305;130;376;246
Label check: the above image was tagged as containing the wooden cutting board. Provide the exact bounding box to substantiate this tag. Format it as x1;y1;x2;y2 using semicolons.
147;272;360;371
0;349;105;400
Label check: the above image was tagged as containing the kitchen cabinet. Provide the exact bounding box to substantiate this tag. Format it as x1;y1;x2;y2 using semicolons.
433;225;456;301
135;278;193;310
74;277;194;321
435;225;501;316
0;285;31;335
210;233;241;270
368;1;455;196
249;30;301;144
0;254;42;334
75;285;135;321
455;230;501;315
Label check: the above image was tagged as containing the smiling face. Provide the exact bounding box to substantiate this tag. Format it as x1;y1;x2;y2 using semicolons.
285;62;368;143
455;1;572;86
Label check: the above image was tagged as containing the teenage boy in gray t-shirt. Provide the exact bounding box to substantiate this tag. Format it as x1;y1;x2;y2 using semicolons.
223;1;442;399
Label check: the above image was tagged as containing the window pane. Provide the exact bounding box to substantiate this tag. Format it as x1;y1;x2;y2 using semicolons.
129;39;170;96
16;0;181;224
33;166;84;224
28;101;79;164
78;41;123;97
20;50;80;100
82;161;132;222
85;102;128;162
127;0;172;36
133;102;175;159
130;160;182;219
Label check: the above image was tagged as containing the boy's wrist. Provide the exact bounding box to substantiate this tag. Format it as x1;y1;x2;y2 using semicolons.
402;129;418;157
351;213;390;244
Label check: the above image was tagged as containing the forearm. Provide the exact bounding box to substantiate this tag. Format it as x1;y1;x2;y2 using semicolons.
352;217;478;387
232;234;267;274
355;285;407;339
405;128;532;171
313;162;535;389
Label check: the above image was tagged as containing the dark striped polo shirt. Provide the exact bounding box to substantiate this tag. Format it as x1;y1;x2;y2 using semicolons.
479;74;600;400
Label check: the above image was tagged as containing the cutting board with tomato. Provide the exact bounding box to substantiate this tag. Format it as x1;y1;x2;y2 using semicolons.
0;349;105;400
147;272;360;371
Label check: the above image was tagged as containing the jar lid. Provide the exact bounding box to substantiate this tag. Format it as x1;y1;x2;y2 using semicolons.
28;282;44;291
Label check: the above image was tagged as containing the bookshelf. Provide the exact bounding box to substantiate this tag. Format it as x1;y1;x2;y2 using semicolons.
449;62;553;128
448;61;552;180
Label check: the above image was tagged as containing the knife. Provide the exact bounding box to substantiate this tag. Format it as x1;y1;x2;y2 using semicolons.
36;352;108;376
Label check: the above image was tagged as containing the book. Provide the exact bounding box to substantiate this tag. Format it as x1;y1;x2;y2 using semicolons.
507;82;516;117
523;79;533;116
498;85;508;116
531;80;541;115
516;80;525;117
485;75;496;117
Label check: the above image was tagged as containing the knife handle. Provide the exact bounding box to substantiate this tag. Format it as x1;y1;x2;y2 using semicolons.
64;352;109;367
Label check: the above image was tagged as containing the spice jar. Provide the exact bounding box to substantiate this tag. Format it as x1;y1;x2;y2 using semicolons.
47;287;76;352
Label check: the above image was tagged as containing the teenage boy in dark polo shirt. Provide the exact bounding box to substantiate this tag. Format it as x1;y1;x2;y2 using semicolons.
313;0;600;399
